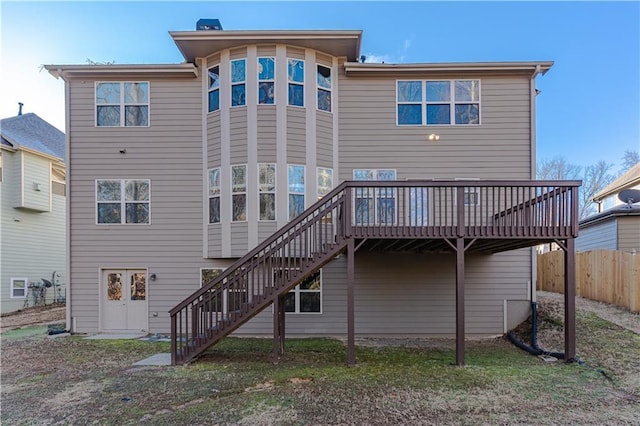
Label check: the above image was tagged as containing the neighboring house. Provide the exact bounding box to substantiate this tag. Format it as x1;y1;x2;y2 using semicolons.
0;112;66;313
577;163;640;253
45;21;579;365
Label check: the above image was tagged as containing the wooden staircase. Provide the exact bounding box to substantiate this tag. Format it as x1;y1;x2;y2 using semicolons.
169;183;350;364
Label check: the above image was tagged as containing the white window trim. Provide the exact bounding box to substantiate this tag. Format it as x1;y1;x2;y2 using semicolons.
208;167;221;224
95;81;150;127
207;64;220;113
10;277;28;298
272;269;323;314
95;179;151;225
353;169;398;225
287;58;305;108
396;79;481;127
231;164;248;222
317;167;333;200
257;57;276;105
288;164;305;220
230;59;247;108
258;163;277;222
316;64;332;113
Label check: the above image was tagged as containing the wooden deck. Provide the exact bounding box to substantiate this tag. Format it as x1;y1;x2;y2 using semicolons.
171;180;580;365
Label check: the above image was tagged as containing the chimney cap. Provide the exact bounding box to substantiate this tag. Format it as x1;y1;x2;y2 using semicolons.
196;19;222;31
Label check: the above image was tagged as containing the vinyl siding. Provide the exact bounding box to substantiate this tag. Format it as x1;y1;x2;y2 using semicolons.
229;108;248;165
257;107;277;163
237;250;530;336
576;220;617;252
617;217;640;252
207;111;221;166
337;73;532;181
316;112;333;167
286;107;306;164
21;152;52;211
67;77;209;332
1;150;66;313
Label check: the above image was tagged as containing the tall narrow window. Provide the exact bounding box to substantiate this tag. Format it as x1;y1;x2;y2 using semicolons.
208;167;221;223
288;165;305;220
96;179;150;224
208;65;220;112
317;167;333;199
231;59;246;107
231;165;247;221
259;163;276;220
317;65;332;112
353;169;396;225
287;59;304;107
96;82;149;127
258;57;275;104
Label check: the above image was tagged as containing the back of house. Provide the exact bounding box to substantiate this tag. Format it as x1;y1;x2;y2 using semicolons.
46;21;558;341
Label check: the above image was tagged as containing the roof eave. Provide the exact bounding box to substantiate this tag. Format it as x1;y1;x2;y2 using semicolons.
170;30;362;62
343;61;554;77
43;64;198;80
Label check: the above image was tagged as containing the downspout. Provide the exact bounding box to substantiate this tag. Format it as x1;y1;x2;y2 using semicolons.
507;301;564;359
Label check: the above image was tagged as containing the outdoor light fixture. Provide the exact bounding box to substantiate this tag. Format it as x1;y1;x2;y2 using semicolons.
428;134;440;141
149;273;157;281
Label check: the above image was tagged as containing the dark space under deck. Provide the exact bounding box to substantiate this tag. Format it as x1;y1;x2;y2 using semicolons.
171;180;580;366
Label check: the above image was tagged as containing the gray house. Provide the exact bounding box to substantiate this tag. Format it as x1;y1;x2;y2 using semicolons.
576;163;640;253
45;23;579;365
1;111;66;313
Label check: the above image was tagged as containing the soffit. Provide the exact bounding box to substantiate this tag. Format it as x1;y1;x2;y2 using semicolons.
44;64;198;80
170;30;362;62
343;61;554;77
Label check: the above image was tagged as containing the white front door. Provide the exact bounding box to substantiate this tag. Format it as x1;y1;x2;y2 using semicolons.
101;269;148;332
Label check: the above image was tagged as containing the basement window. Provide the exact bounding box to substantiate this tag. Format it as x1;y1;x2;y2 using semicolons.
11;278;27;298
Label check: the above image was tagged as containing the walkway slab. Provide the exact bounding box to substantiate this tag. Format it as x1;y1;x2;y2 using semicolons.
133;353;171;366
85;333;146;340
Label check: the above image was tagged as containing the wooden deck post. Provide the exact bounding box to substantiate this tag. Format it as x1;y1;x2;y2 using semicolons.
455;237;465;366
272;297;281;364
278;294;286;354
347;238;356;366
564;238;576;361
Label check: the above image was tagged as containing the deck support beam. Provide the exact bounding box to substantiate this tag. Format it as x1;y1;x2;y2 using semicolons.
455;237;466;366
347;238;356;366
272;294;286;363
563;238;576;362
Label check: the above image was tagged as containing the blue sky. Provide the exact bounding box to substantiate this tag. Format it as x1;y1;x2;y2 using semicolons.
1;1;638;169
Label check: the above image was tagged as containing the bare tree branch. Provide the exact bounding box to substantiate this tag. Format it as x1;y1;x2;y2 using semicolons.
621;149;639;172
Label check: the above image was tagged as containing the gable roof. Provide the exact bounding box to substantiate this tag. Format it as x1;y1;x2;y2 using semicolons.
0;113;65;161
593;163;640;202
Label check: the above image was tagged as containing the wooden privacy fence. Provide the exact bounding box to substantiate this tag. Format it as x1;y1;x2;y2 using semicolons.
537;249;640;312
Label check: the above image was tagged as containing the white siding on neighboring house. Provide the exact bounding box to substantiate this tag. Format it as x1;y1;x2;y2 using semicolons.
1;149;66;313
617;216;640;253
576;220;617;252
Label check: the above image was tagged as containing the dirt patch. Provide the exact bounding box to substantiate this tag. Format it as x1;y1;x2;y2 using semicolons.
0;304;65;332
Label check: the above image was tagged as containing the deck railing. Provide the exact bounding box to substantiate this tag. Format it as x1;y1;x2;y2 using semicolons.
170;180;580;364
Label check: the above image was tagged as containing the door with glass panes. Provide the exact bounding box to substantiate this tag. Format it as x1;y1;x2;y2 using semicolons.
101;269;148;332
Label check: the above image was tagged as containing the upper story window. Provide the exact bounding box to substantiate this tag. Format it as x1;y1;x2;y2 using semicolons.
317;65;332;112
259;163;276;221
96;179;150;224
231;59;246;107
397;80;480;126
287;59;304;107
258;57;275;105
231;165;247;221
317;167;333;200
208;65;220;112
208;167;221;223
96;82;149;127
288;165;305;220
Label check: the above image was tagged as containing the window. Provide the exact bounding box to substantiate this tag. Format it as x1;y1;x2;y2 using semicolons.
96;82;149;126
201;268;224;287
231;59;246;107
231;165;247;221
96;179;150;224
275;269;322;313
208;167;221;223
317;167;333;200
11;278;27;298
287;59;304;107
259;163;276;220
208;65;220;112
464;189;480;205
317;65;332;112
353;169;396;225
397;79;480;126
258;57;275;104
288;165;305;220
